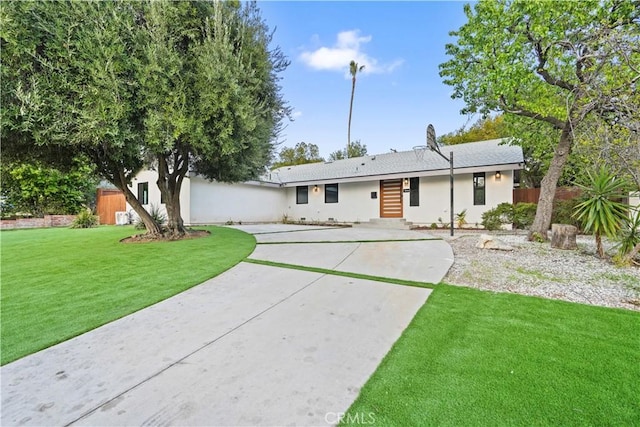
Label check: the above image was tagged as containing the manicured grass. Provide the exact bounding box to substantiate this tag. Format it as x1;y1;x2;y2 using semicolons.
343;284;640;426
1;226;255;365
244;258;435;289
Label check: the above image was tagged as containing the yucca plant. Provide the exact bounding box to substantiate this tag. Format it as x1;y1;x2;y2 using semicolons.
614;208;640;265
573;168;629;258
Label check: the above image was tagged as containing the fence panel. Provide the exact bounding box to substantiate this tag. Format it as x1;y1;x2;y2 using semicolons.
96;189;126;225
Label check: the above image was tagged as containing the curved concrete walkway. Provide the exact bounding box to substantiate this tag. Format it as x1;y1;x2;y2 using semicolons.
1;225;453;426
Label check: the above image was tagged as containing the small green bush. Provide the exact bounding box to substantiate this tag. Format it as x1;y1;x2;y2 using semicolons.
551;199;582;230
71;209;99;228
481;203;513;231
614;208;640;261
513;202;537;229
430;223;438;229
529;231;546;243
455;209;468;228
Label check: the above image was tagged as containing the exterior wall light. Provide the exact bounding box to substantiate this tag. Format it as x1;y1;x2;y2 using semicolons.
403;178;409;187
313;185;319;193
495;171;502;181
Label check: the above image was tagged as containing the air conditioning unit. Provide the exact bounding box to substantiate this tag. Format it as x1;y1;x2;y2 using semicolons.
115;211;129;225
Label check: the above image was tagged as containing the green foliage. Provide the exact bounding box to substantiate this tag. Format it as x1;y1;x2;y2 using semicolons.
574;168;629;257
614;208;640;262
440;0;639;237
574;169;629;238
481;202;536;230
455;209;468;228
2;1;290;236
438;115;507;145
135;205;167;230
529;231;546;243
481;203;513;231
430;223;438;230
551;199;582;230
329;140;368;161
0;160;97;217
513;203;537;229
272;142;324;168
504;115;561;188
71;209;99;229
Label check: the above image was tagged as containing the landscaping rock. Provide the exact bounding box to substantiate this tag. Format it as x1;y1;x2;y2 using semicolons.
475;234;514;251
550;224;578;250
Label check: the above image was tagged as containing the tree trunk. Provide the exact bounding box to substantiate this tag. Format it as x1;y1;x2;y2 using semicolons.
347;76;355;159
595;232;604;258
157;151;188;238
112;174;162;236
528;124;574;241
550;224;578;250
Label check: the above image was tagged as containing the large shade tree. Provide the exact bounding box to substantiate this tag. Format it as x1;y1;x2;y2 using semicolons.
271;142;324;169
440;0;640;240
1;0;289;238
139;1;290;237
1;1;164;235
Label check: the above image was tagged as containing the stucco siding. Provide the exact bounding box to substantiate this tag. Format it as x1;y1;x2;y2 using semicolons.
189;177;285;224
127;170;191;224
285;181;379;223
404;171;514;226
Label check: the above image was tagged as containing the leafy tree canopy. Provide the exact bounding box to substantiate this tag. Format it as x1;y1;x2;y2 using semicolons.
0;159;97;217
329;140;368;161
438;115;507;145
272;142;324;169
1;0;290;237
440;0;639;240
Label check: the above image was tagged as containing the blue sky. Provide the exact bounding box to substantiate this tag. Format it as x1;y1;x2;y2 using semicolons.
257;1;474;158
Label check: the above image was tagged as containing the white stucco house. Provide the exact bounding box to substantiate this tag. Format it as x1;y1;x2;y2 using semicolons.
127;138;524;227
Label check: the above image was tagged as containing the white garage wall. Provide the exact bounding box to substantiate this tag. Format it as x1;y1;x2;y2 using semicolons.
285;181;380;223
404;171;514;226
189;177;285;224
127;170;191;223
127;168;517;226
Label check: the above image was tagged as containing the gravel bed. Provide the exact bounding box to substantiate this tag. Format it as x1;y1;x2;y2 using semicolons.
422;229;640;311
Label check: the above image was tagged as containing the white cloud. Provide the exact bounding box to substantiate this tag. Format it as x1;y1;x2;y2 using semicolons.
292;111;303;119
299;30;403;77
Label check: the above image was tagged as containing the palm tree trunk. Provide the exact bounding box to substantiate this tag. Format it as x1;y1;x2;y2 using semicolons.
347;76;356;159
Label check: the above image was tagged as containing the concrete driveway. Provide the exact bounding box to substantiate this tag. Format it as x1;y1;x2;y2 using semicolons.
1;225;453;426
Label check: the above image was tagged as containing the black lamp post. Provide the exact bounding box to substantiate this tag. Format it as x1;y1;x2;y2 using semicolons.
426;124;454;237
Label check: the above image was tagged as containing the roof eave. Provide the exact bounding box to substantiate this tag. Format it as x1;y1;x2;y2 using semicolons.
279;162;524;187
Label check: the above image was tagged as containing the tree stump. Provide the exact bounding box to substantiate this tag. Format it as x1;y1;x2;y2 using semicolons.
550;224;578;250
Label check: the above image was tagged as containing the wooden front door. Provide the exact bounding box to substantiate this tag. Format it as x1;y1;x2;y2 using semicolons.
380;179;403;218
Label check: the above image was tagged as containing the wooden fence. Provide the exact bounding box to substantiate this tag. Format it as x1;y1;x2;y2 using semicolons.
513;187;582;204
96;189;126;225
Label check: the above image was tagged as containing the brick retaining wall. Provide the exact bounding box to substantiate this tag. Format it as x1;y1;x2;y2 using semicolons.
1;215;77;230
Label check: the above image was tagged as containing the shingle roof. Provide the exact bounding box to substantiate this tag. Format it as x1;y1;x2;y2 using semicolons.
267;138;523;185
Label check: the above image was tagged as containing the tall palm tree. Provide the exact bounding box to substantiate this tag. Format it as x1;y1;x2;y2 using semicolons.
347;60;365;159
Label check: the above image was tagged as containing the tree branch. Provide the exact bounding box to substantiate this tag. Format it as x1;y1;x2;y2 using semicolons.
499;95;566;129
525;19;576;92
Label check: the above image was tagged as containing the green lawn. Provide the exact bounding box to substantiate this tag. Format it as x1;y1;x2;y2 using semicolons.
343;284;640;426
0;226;255;365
